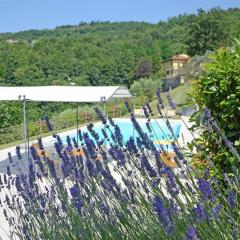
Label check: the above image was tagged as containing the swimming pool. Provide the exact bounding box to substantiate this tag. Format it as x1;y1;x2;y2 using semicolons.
59;118;182;151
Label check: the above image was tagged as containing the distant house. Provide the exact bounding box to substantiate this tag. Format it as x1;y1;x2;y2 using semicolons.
6;39;18;44
161;54;190;79
161;54;190;92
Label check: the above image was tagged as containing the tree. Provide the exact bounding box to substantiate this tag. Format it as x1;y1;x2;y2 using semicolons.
186;8;227;56
135;59;153;79
130;78;162;101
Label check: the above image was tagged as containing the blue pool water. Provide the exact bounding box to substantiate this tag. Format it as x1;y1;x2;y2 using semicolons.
60;119;182;150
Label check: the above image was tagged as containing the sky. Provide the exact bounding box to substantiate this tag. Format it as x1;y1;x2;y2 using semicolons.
0;0;240;33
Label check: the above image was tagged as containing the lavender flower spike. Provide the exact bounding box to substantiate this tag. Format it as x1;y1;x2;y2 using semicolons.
166;92;176;110
94;107;107;124
45;114;53;131
185;226;198;240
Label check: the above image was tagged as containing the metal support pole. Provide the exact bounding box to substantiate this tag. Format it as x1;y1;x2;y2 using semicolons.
23;95;30;161
66;111;69;129
105;101;107;119
101;96;107;145
76;106;79;143
26;100;30;161
23;96;27;155
133;93;136;139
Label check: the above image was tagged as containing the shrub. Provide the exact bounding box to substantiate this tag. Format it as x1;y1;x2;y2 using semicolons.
130;77;162;101
191;41;240;176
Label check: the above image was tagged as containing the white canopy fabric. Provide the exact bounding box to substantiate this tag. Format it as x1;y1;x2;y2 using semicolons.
0;86;132;102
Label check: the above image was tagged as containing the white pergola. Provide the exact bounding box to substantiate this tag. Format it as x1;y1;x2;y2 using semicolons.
0;86;132;158
0;86;132;102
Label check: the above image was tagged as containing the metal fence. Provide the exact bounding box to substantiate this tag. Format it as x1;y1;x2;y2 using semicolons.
0;108;125;146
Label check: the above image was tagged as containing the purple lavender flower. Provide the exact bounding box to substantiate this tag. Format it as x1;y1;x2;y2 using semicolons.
0;175;3;186
84;136;97;159
30;146;40;162
211;204;223;219
185;226;198;240
73;199;84;213
47;158;57;178
87;123;100;141
140;155;156;177
70;184;80;198
94;107;107;124
114;125;124;147
3;209;8;220
16;146;22;160
86;159;95;176
152;178;160;188
146;121;152;133
6;166;11;177
54;142;63;158
172;142;185;162
15;175;22;192
5;194;10;206
37;137;44;150
66;136;73;150
142;106;149;118
78;129;83;142
101;203;110;216
166;119;174;136
156;88;163;104
28;163;35;187
95;160;103;173
157;104;163;117
8;153;13;164
227;190;236;208
72;137;78;148
125;101;132;113
222;136;240;160
146;102;153;116
125;137;138;154
3;174;7;184
136;137;143;149
56;135;63;148
45;115;53;131
193;203;206;221
108;117;115;127
153;196;173;235
116;148;126;166
198;178;214;201
204;108;212;121
166;93;176;110
101;128;108;139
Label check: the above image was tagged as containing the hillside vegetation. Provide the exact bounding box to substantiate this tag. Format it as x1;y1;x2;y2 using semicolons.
0;7;240;88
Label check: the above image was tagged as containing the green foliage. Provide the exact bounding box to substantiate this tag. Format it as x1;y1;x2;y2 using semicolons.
0;102;22;128
134;58;153;79
191;42;240;175
130;78;162;101
178;52;212;82
186;8;240;55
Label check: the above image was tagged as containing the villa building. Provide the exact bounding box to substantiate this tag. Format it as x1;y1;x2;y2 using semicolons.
161;54;190;92
161;54;190;78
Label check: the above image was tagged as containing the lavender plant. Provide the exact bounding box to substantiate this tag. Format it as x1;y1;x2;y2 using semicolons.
0;90;239;240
